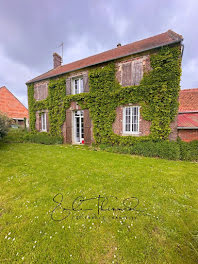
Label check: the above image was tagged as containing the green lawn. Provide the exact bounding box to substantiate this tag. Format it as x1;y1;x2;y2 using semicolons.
0;143;197;264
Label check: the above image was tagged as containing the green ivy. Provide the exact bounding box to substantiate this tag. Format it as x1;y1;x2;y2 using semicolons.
27;44;182;145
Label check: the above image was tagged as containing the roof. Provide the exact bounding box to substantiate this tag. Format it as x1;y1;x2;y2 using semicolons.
27;30;183;84
178;88;198;129
179;88;198;112
0;86;28;119
177;113;198;128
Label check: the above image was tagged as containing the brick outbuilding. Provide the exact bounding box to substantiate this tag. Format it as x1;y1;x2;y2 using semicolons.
178;88;198;142
0;86;28;127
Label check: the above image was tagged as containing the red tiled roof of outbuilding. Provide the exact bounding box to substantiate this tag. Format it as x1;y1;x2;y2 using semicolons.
178;113;198;128
0;86;28;119
179;88;198;112
27;30;183;84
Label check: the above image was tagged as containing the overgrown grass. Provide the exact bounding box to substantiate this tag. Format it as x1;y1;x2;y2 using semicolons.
0;143;197;263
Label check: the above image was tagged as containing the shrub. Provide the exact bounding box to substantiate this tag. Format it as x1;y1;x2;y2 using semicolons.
3;129;63;145
0;113;11;139
3;128;28;143
100;140;180;160
99;139;198;161
177;138;198;161
24;132;63;145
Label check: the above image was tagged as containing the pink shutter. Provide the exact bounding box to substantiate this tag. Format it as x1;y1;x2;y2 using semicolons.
66;109;72;143
83;73;89;93
121;63;132;86
66;78;71;95
133;60;143;85
84;109;92;144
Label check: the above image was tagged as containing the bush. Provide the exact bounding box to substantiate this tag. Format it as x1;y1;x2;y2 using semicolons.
3;129;63;145
24;132;63;145
0;113;11;139
99;139;198;161
177;139;198;161
3;128;28;143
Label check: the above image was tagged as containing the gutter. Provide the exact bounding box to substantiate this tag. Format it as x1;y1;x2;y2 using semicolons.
26;39;183;84
179;111;198;114
177;127;198;129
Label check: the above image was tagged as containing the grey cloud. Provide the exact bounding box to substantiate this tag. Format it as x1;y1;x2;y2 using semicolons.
0;0;198;107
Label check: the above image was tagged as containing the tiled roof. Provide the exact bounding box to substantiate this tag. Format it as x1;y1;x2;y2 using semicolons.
27;30;183;84
178;113;198;128
179;88;198;112
0;86;28;119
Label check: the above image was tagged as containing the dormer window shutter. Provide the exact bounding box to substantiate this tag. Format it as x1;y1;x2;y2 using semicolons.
83;73;89;93
121;63;132;86
66;78;71;95
132;60;143;85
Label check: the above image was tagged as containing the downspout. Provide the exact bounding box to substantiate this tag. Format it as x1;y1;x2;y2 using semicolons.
181;43;184;58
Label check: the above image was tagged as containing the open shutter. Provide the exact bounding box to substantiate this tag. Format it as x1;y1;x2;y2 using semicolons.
84;109;92;144
121;63;132;86
83;73;89;93
39;114;42;131
66;109;72;143
66;78;71;95
35;112;39;131
46;112;49;132
132;60;143;85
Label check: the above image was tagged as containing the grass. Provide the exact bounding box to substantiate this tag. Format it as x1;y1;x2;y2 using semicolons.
0;143;198;264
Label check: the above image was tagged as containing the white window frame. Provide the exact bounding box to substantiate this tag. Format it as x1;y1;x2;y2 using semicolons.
123;106;140;134
72;76;84;94
41;112;47;132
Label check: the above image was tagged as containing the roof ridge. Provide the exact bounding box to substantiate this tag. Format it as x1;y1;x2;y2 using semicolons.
180;88;198;92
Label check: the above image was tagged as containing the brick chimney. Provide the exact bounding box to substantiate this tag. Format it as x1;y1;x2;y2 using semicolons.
117;43;121;47
53;52;62;68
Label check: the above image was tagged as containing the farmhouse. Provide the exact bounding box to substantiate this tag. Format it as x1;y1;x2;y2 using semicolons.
178;88;198;141
0;86;28;127
27;30;183;144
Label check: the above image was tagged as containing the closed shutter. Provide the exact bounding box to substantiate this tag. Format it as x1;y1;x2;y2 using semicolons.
34;87;38;100
132;60;143;85
43;84;48;99
84;109;92;144
66;109;72;143
121;63;132;86
83;73;89;93
66;78;71;95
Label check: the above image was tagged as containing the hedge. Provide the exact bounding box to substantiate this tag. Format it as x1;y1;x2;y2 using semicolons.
3;129;63;145
99;139;198;161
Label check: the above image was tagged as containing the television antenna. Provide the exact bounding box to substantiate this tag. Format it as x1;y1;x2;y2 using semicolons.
58;42;64;62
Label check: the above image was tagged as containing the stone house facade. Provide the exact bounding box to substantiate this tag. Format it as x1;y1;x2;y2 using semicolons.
27;30;183;144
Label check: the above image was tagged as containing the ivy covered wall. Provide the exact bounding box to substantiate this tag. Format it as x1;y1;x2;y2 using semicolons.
27;44;182;145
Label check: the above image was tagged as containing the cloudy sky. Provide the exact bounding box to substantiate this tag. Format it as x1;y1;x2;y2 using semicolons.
0;0;198;107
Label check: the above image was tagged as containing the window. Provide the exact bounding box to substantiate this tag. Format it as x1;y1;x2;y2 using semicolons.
34;83;48;100
41;113;47;131
72;77;84;94
121;59;143;86
123;106;140;134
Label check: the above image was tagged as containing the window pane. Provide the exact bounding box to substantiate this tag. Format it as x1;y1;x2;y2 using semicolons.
124;106;139;133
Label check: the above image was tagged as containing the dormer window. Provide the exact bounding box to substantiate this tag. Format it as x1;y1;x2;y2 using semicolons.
72;77;84;94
